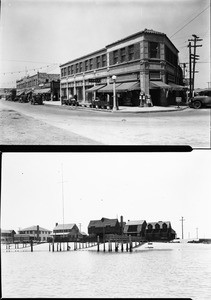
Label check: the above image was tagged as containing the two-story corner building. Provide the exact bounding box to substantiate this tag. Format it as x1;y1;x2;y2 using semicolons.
60;28;184;107
19;225;51;242
16;72;60;101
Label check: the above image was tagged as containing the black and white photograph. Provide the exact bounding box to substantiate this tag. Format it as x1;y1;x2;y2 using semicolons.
0;0;210;147
1;151;211;298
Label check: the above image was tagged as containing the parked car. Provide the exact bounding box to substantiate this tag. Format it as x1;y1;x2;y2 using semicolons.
31;94;43;105
189;89;211;109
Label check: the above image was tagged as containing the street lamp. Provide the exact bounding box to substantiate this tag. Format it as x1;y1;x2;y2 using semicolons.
112;75;118;111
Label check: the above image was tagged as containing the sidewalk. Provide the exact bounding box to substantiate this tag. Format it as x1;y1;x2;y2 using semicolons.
43;101;188;113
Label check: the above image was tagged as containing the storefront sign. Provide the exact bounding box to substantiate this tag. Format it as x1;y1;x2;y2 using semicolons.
88;79;101;83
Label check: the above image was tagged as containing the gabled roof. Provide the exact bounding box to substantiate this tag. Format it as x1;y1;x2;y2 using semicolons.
53;223;76;231
125;220;146;226
147;221;171;229
20;225;51;232
1;230;16;234
88;218;119;228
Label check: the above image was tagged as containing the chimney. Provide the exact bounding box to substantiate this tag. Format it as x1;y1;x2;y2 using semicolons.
37;225;39;241
55;222;58;227
120;216;123;234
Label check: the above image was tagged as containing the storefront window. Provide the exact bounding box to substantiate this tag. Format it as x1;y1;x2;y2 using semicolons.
149;42;160;59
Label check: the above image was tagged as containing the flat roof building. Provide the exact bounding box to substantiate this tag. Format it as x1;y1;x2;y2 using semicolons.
60;28;184;107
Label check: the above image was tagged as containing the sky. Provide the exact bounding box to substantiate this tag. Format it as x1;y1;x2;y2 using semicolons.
0;0;210;89
1;151;211;239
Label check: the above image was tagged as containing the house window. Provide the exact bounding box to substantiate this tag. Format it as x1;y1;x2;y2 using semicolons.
128;45;135;61
68;66;71;75
120;48;126;62
89;58;93;70
113;50;118;64
76;63;79;73
71;65;74;74
149;42;160;59
102;54;107;67
85;60;89;71
96;56;101;69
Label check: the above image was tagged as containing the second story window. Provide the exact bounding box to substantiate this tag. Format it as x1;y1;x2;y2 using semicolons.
79;62;83;73
71;65;74;74
113;50;118;64
85;60;88;71
89;58;93;70
120;48;126;62
149;42;160;59
128;45;134;61
76;63;79;73
68;66;71;75
102;54;107;67
96;56;101;69
64;68;67;76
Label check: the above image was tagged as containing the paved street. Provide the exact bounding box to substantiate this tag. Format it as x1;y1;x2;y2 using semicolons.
0;99;210;147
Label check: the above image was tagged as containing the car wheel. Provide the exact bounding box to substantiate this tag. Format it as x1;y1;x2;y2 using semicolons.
193;100;202;109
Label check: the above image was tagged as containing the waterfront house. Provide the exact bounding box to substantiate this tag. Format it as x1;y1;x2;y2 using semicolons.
52;223;80;241
88;217;122;239
1;230;16;243
19;225;51;242
145;221;176;241
123;220;147;237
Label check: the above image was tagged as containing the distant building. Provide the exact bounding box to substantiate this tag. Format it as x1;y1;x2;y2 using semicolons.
52;223;80;241
124;220;147;237
88;217;122;238
16;72;60;101
1;230;16;243
145;221;176;241
19;225;51;242
60;28;185;107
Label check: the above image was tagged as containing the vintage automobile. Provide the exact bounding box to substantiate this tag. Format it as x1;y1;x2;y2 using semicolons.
188;88;211;109
30;94;43;105
62;95;79;106
90;97;112;109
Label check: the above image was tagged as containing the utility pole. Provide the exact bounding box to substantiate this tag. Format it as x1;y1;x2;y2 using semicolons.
180;216;185;239
188;35;203;96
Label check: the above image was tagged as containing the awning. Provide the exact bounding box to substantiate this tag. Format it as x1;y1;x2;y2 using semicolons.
85;84;106;92
33;88;51;94
115;81;140;92
97;83;122;93
25;89;32;94
16;91;24;96
150;81;171;89
168;83;188;91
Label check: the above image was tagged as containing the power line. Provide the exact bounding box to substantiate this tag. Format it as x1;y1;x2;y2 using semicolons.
170;5;210;38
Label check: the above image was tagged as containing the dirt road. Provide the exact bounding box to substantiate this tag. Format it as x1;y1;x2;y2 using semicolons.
0;99;210;147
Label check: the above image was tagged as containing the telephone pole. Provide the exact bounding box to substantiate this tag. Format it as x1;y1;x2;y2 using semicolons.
188;35;203;97
180;216;185;239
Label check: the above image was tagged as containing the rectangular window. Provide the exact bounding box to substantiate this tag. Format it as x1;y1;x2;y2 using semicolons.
71;65;74;74
79;62;83;72
68;66;70;75
85;60;89;71
149;42;160;59
149;71;161;80
96;56;101;69
113;50;118;64
102;54;107;67
128;45;134;61
89;58;93;70
76;63;79;73
120;48;126;62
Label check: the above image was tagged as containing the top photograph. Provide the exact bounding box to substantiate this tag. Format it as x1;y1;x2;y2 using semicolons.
0;0;210;148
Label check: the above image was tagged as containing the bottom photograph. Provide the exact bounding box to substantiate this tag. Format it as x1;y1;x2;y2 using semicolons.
1;151;211;299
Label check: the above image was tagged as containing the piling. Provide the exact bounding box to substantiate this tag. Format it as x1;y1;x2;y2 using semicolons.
126;242;128;252
52;238;54;252
115;241;118;252
60;242;62;251
103;240;105;252
30;240;33;252
49;243;51;252
129;235;132;252
121;241;124;252
97;236;100;252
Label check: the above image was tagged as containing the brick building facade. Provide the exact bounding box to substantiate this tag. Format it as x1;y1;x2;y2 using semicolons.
60;29;184;107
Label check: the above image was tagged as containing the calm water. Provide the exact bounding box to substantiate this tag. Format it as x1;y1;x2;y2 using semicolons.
1;242;211;299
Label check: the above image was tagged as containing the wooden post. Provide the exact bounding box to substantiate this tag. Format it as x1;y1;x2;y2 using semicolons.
49;242;51;251
126;242;128;252
60;242;62;251
67;242;69;251
30;240;33;252
103;241;105;252
129;235;132;252
121;241;124;252
97;236;100;252
52;238;54;252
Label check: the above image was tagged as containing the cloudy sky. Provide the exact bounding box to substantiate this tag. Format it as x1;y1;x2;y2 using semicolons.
0;0;210;88
1;151;211;239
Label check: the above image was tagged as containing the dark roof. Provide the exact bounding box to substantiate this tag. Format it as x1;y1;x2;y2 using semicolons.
53;223;77;231
88;218;119;228
147;221;171;229
20;225;51;232
1;230;16;234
